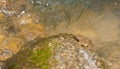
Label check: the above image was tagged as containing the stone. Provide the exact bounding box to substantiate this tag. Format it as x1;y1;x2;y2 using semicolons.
5;34;105;69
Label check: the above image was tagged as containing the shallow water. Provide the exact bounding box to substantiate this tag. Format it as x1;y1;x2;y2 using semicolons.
0;0;120;69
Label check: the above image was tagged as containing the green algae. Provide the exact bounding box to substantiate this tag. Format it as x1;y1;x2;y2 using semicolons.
6;34;105;69
6;36;61;69
29;46;51;69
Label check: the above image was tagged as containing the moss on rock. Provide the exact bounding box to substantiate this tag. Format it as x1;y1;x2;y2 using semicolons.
5;34;105;69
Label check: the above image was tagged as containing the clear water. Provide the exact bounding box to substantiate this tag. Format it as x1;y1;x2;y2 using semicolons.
0;0;120;69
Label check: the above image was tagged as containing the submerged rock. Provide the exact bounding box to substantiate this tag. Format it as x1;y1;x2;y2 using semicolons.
5;34;105;69
0;36;26;69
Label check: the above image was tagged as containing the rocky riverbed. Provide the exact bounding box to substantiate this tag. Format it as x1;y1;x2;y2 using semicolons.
0;0;120;69
5;34;105;69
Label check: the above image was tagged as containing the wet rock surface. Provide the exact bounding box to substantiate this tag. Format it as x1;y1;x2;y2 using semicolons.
0;0;120;69
5;34;105;69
